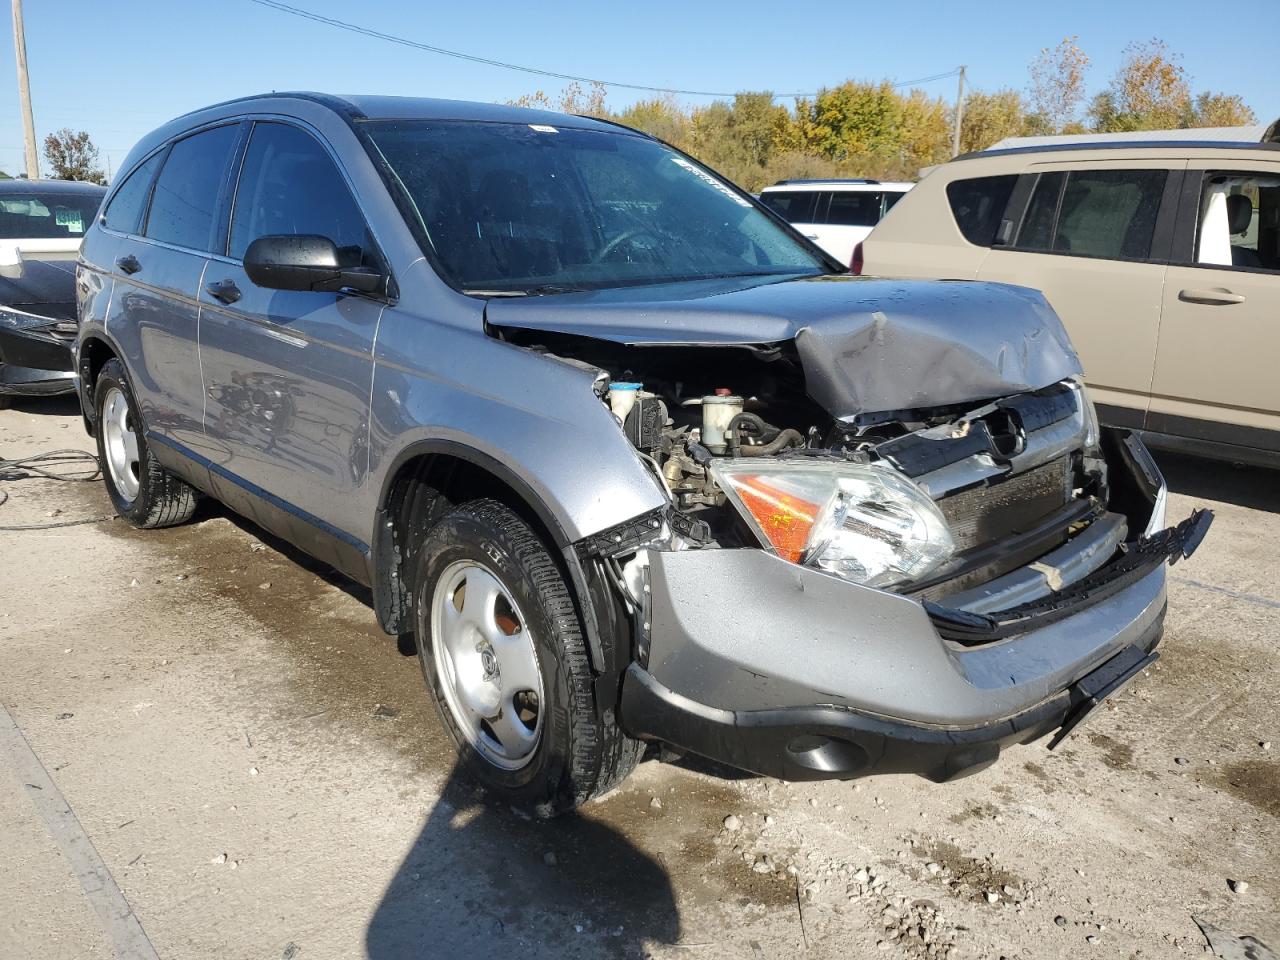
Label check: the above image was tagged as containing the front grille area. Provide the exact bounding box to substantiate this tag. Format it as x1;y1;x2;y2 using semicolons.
939;458;1073;554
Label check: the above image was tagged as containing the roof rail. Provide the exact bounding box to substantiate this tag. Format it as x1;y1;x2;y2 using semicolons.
771;178;881;186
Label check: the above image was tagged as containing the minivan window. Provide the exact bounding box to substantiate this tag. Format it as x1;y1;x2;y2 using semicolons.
945;175;1016;246
365;120;827;293
145;124;239;253
230;122;372;264
759;190;819;223
102;152;162;235
824;191;883;227
1195;173;1280;272
1015;169;1166;260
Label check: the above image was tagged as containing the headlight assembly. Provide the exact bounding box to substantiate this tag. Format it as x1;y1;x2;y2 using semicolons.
711;458;955;589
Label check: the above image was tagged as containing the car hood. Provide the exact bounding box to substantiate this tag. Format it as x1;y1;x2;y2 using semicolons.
0;258;77;321
486;275;1083;418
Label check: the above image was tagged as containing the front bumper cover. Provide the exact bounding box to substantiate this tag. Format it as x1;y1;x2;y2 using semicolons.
0;321;76;396
620;503;1208;781
620;619;1163;782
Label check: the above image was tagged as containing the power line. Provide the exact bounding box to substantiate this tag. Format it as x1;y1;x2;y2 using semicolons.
245;0;960;100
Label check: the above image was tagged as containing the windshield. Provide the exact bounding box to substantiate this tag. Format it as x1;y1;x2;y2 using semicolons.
0;189;102;240
363;120;829;294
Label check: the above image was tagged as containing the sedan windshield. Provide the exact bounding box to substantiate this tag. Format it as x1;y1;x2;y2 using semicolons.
364;120;829;294
0;189;102;239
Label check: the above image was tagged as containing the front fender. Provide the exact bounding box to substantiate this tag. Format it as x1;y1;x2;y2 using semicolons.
367;311;668;547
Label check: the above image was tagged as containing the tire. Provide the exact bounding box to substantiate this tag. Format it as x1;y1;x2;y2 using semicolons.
93;358;198;528
415;498;641;815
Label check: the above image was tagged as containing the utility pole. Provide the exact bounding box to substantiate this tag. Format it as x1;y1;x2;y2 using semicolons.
951;65;966;158
11;0;38;179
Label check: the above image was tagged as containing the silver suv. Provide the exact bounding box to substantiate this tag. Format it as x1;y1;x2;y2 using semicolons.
75;94;1210;814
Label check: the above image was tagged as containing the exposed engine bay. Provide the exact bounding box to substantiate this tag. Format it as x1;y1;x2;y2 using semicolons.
496;329;1153;616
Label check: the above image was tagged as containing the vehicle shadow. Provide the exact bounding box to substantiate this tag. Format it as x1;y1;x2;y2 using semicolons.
364;765;681;959
1153;450;1280;515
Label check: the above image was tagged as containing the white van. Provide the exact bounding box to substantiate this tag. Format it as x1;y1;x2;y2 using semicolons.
759;179;913;264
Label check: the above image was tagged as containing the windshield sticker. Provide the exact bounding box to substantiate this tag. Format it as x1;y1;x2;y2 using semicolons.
528;124;559;134
669;157;751;207
55;208;85;234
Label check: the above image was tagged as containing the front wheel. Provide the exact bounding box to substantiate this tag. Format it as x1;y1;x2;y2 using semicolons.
93;358;198;528
414;498;641;815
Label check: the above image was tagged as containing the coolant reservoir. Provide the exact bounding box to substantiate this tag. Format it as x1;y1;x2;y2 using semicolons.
701;392;744;454
609;382;642;423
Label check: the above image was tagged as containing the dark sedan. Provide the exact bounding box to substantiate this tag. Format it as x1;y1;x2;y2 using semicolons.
0;178;106;406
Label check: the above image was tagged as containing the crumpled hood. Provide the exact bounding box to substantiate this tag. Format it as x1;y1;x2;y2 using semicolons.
486;275;1083;418
0;259;77;321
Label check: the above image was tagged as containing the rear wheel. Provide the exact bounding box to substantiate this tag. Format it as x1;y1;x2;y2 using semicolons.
415;498;641;815
94;358;198;528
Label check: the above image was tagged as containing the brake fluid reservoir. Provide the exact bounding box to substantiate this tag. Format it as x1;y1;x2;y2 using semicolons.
701;392;744;454
609;382;643;423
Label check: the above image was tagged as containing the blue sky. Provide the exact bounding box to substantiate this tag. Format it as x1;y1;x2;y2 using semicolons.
2;0;1276;178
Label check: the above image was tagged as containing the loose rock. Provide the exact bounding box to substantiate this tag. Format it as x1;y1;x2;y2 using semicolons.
723;814;742;832
985;891;1000;904
1055;916;1068;928
1227;879;1249;894
1174;757;1190;765
649;796;662;810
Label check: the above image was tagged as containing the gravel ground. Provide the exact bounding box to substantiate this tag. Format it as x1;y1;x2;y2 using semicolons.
1;396;1277;960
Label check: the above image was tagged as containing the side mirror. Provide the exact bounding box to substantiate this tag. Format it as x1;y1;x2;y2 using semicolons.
243;234;383;295
0;242;25;279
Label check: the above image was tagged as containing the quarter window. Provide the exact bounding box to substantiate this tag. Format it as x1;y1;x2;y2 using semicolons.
229;122;372;264
1014;169;1167;261
945;175;1016;246
145;125;240;252
1194;172;1280;272
102;152;162;235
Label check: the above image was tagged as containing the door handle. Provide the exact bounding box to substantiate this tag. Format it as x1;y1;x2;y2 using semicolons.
115;254;141;275
206;279;242;305
1178;287;1245;305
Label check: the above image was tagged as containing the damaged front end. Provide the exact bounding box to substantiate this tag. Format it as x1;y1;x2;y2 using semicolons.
490;280;1211;782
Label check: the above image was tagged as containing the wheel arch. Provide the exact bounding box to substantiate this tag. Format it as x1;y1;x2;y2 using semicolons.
373;439;574;635
76;332;125;432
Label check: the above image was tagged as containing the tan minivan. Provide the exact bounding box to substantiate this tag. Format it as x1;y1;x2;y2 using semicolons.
860;138;1280;466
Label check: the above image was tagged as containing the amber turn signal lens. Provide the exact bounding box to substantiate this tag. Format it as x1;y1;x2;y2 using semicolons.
726;474;821;562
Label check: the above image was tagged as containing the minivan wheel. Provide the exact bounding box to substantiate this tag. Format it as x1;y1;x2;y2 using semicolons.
415;498;641;815
93;358;198;528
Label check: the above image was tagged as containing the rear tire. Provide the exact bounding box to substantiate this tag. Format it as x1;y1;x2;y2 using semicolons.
93;358;198;528
414;498;641;815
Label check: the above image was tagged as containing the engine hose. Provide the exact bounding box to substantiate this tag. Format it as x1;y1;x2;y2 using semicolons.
727;412;781;456
736;428;805;457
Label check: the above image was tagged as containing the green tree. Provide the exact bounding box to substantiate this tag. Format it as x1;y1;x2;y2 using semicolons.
42;128;106;183
958;89;1031;154
1089;39;1191;132
1190;92;1256;128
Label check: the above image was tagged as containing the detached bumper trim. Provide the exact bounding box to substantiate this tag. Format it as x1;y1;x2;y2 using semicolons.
925;509;1212;644
619;612;1164;783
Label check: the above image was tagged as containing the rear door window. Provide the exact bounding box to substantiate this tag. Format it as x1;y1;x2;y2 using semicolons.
758;190;819;223
228;121;372;265
1194;172;1280;272
824;191;884;227
145;124;240;252
1014;169;1167;260
946;174;1016;246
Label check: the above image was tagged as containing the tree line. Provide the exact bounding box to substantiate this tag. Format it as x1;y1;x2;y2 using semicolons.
513;38;1258;191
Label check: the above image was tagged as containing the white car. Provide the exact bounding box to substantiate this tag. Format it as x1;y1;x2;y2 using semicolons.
759;179;913;264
